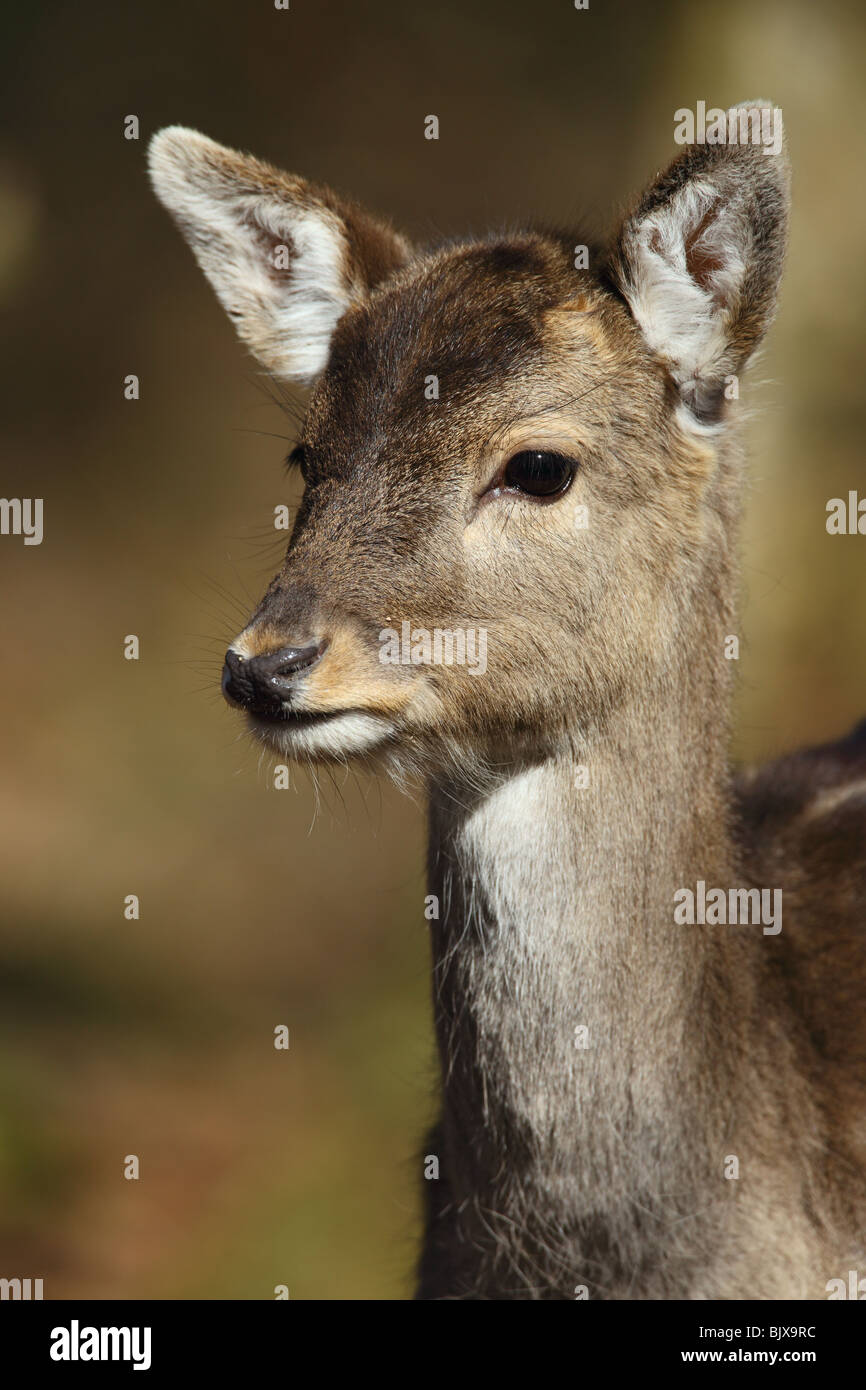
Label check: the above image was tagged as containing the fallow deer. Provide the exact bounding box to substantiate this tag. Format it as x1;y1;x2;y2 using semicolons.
149;106;866;1299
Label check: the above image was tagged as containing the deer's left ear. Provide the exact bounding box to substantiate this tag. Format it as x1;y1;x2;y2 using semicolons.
611;103;790;423
148;127;411;384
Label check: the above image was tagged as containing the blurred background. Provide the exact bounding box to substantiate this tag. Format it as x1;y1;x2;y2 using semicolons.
0;0;863;1299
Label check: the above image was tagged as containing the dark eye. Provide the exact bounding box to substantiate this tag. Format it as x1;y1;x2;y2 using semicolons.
502;450;575;498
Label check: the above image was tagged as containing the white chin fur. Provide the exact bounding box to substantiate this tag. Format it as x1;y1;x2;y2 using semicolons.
251;711;395;760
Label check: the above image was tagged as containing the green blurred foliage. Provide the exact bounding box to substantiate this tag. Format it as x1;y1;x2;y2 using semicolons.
0;0;863;1298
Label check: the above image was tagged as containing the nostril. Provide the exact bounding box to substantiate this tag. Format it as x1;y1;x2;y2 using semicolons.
266;641;328;683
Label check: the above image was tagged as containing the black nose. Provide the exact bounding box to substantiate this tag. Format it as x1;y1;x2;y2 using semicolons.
222;643;326;716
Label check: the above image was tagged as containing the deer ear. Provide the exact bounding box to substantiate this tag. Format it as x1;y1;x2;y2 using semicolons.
611;103;789;424
148;127;411;384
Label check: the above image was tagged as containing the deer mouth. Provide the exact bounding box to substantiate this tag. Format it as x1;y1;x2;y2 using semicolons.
249;706;343;730
248;704;399;761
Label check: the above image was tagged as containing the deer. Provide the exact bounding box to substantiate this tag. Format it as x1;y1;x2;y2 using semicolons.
148;105;866;1300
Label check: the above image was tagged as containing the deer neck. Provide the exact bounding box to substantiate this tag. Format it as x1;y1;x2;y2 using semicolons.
425;652;748;1231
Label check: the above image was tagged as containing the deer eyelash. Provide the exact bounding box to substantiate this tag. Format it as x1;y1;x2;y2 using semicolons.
285;444;307;477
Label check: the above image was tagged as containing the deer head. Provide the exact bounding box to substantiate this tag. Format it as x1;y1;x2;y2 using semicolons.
149;110;788;773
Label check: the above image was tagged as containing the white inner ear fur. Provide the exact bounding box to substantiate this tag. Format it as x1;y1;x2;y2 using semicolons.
149;128;358;384
623;178;747;398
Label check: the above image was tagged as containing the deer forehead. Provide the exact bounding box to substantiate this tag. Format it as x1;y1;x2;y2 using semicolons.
301;240;632;479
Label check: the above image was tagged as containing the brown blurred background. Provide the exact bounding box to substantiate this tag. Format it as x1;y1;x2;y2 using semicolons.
0;0;864;1299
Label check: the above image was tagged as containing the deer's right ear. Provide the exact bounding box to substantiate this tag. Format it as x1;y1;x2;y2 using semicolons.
148;127;411;384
